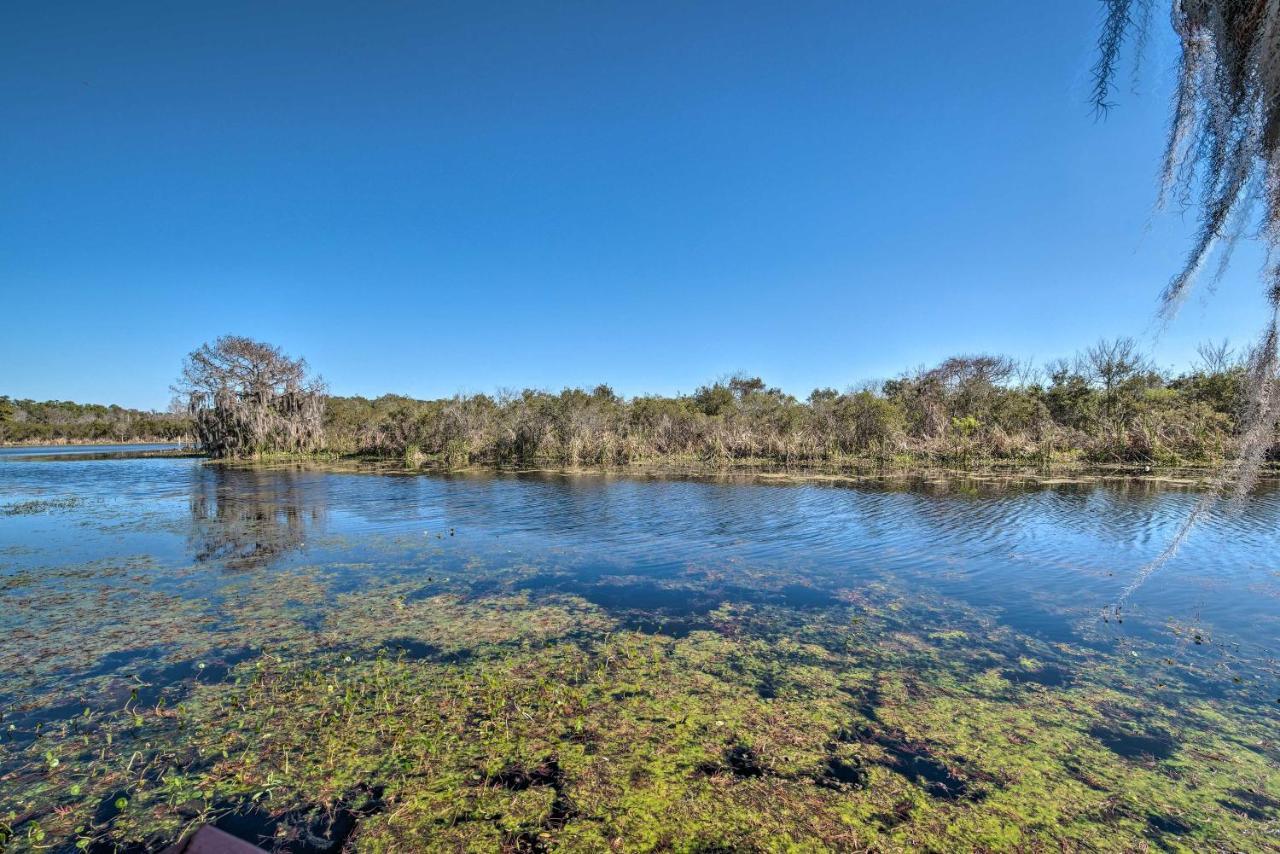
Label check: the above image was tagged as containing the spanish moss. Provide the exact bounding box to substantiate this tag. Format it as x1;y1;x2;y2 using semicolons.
1097;0;1280;599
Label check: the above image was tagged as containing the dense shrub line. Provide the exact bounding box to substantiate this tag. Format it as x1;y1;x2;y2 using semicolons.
323;340;1256;468
6;338;1262;467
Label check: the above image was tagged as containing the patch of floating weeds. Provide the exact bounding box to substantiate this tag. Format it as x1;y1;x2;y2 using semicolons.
1218;787;1280;821
835;711;985;802
483;758;574;851
375;637;450;662
1146;812;1195;838
699;743;767;779
816;755;868;790
0;496;82;516
1004;661;1072;688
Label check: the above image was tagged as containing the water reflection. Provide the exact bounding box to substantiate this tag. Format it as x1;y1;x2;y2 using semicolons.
134;466;1279;666
187;466;324;569
2;459;1278;681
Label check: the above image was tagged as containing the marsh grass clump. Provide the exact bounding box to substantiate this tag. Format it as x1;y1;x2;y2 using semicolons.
401;443;425;469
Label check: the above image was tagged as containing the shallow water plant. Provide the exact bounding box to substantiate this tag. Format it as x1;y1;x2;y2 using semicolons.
3;460;1279;850
3;579;1277;851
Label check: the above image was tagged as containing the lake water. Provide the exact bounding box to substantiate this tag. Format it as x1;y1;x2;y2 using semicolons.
2;452;1278;851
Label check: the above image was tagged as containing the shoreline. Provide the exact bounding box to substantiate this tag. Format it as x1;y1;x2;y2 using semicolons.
214;451;1268;488
0;438;187;447
10;441;1274;487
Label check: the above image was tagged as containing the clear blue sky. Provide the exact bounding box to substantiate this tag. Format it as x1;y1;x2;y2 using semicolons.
1;1;1269;409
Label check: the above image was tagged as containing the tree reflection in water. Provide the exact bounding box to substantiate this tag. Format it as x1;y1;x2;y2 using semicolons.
187;466;324;569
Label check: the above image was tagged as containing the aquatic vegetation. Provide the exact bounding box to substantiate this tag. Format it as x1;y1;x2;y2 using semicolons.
1;460;1278;850
0;497;81;516
3;575;1278;852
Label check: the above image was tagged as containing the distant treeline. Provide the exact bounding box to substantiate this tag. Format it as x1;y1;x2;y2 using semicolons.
0;398;190;444
323;339;1257;469
11;337;1267;467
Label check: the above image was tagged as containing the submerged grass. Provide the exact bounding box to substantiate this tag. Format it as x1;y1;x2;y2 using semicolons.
3;464;1279;851
3;570;1278;852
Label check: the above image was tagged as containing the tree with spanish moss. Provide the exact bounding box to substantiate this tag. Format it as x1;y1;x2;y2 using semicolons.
174;336;326;458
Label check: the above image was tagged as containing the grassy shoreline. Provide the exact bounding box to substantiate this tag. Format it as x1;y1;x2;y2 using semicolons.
213;448;1269;488
7;438;1264;487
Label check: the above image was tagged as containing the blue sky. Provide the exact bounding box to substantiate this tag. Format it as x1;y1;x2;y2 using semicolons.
1;1;1270;409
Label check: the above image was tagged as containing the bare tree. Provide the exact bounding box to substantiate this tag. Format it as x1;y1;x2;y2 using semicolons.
1194;339;1236;374
1012;357;1041;388
176;337;311;401
1084;338;1148;393
885;355;1016;439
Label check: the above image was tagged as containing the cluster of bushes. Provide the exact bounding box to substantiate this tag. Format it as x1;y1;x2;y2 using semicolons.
322;339;1257;469
0;397;190;445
